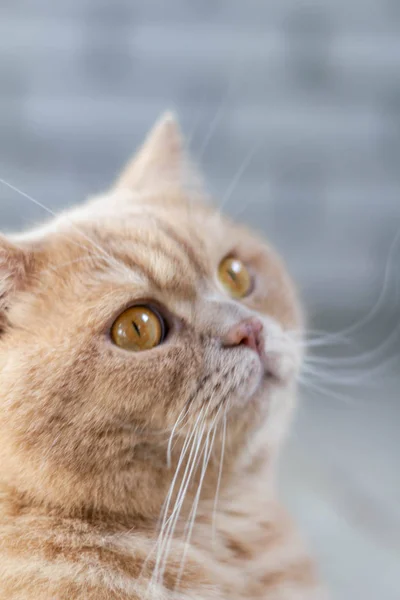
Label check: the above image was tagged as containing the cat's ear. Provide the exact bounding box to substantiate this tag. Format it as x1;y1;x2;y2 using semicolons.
114;112;202;192
0;236;30;326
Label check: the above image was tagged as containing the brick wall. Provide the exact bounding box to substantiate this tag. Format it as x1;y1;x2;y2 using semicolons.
1;0;399;312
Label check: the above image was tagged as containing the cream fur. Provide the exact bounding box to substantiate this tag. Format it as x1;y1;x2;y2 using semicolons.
0;114;324;599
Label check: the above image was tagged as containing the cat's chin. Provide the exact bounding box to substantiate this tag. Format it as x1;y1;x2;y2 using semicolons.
228;369;271;412
241;368;294;414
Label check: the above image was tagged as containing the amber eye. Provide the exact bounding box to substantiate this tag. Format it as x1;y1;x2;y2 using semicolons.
111;306;165;351
218;257;252;298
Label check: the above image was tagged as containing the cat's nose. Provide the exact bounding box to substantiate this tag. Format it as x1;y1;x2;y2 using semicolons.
222;317;264;356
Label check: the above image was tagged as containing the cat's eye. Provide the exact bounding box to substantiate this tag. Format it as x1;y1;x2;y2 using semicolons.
111;306;166;351
218;257;252;298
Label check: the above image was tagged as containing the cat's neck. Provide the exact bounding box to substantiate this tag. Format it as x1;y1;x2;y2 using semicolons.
0;439;276;530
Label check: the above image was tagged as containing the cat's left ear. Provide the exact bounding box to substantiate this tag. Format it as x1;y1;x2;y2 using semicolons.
114;112;202;193
0;236;31;327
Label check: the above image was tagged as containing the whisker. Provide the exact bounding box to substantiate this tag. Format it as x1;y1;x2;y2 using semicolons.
167;405;191;469
298;376;359;406
46;255;103;274
230;181;270;221
212;408;227;545
219;139;264;213
300;364;372;387
152;406;209;586
0;177;58;220
175;405;222;588
143;410;199;581
195;66;242;162
291;226;400;355
0;177;134;282
285;329;352;348
155;426;207;585
303;322;400;369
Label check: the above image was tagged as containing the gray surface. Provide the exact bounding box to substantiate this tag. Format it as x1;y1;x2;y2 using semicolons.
0;2;399;599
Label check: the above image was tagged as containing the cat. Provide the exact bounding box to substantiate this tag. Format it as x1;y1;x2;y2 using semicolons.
0;113;325;599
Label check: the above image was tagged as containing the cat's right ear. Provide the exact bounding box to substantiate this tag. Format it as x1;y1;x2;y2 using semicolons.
113;112;203;193
0;236;31;326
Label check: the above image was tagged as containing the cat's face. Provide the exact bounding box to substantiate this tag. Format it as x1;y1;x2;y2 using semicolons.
0;115;302;514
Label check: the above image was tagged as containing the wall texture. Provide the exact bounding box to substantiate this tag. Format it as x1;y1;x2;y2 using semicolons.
1;1;400;312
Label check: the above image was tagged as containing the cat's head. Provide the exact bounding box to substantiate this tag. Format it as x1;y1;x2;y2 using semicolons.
0;114;302;517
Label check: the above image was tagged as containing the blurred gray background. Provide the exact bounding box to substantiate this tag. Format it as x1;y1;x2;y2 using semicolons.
0;1;399;598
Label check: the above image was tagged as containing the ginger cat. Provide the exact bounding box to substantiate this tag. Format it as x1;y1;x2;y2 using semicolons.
0;114;325;599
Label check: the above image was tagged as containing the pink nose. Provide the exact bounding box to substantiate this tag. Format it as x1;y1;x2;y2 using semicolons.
222;318;264;356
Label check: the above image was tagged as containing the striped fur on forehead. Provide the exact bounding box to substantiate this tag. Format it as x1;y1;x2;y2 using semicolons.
91;222;207;298
29;200;212;302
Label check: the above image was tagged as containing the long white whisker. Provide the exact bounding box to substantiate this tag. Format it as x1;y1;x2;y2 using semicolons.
175;405;222;588
292;227;400;353
196;71;240;162
0;177;134;282
167;405;191;469
154;423;206;586
219;140;263;212
231;181;270;220
298;376;359;406
156;408;205;538
300;364;372;387
152;406;209;586
212;409;227;545
143;410;199;581
0;177;58;219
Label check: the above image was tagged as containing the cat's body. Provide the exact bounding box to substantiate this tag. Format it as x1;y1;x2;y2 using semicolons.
0;114;324;599
0;477;318;599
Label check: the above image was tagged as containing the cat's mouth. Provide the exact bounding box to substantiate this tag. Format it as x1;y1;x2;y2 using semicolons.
186;338;296;417
216;352;284;410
